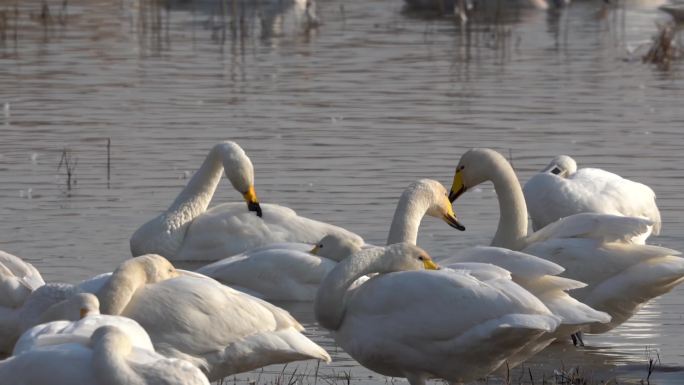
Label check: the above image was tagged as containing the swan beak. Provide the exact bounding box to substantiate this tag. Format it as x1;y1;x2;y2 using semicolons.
243;186;263;217
423;259;440;270
449;170;467;202
310;245;320;255
443;213;466;231
79;308;89;319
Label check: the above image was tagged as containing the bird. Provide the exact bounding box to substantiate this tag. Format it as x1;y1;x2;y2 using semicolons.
0;324;210;385
314;242;560;385
523;155;661;243
130;141;363;262
197;236;364;301
91;254;331;381
448;148;684;344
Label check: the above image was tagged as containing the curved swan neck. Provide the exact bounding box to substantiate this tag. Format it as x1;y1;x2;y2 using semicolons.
98;264;146;316
488;156;528;249
315;249;386;331
386;187;431;245
92;327;144;385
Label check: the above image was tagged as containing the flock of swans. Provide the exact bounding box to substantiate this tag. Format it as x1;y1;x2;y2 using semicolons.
1;141;682;385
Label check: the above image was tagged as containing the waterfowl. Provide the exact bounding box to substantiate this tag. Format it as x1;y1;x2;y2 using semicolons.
523;155;661;242
448;148;684;340
130;141;362;262
0;325;210;385
93;254;331;381
314;243;560;385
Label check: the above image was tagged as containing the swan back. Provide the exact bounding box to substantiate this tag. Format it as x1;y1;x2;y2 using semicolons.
98;255;179;315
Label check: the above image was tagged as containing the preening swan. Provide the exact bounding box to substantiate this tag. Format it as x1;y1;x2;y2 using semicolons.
448;148;684;338
130;141;363;261
94;254;331;381
0;325;210;385
196;178;464;301
523;155;661;242
314;243;560;385
382;179;609;355
197;236;364;301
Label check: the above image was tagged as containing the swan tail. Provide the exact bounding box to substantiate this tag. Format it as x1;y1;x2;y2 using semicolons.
583;254;684;333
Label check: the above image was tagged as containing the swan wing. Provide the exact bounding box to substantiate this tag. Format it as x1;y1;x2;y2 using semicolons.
0;251;45;308
337;270;559;382
525;213;654;245
178;203;362;261
0;343;96;385
123;275;329;380
197;246;336;301
440;246;565;279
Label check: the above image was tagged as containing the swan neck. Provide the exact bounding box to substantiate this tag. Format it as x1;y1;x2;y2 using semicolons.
386;190;429;245
168;146;224;215
490;158;528;249
315;251;383;331
92;332;143;385
97;265;145;316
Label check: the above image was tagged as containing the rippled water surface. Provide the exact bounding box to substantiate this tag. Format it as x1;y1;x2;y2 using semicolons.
1;0;683;383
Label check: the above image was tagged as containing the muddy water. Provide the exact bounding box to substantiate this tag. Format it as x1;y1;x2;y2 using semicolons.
1;0;683;383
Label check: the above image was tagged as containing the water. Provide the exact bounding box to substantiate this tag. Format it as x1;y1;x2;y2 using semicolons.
1;0;683;383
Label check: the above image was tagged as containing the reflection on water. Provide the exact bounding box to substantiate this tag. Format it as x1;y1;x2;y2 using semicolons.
1;0;683;383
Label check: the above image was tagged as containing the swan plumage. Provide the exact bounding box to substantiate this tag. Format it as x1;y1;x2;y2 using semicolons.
523;155;661;242
448;148;684;334
0;325;210;385
130;141;363;262
383;180;609;355
197;236;363;301
315;243;561;385
92;254;330;381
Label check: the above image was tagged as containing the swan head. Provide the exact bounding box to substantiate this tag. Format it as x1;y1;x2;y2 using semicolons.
310;234;364;262
126;254;180;284
217;141;262;217
37;292;101;325
405;179;465;231
540;155;577;177
449;148;507;202
381;243;440;272
76;293;101;318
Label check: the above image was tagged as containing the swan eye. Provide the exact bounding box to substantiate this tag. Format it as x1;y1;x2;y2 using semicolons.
318;244;323;248
458;165;465;171
418;256;424;261
551;167;561;175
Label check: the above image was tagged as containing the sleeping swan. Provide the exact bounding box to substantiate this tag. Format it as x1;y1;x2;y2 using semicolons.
130;141;362;262
94;254;331;381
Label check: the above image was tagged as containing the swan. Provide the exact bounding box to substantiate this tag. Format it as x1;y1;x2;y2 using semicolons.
523;155;661;242
130;141;363;262
93;254;331;381
13;293;155;356
448;148;684;341
1;284;103;355
196;178;465;301
314;242;561;385
0;325;210;385
381;179;610;354
0;250;45;354
197;236;364;301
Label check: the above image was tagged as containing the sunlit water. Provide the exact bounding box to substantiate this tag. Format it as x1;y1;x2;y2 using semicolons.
1;0;683;383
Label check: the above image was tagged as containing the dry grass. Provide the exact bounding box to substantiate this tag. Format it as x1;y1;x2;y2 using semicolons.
642;21;679;69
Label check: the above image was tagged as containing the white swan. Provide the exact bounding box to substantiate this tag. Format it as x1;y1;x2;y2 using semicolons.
448;148;684;338
93;254;330;381
0;250;45;354
314;242;561;385
195;178;465;301
523;155;661;242
197;236;364;301
0;325;210;385
13;293;154;356
1;284;101;355
130;141;363;262
382;179;610;354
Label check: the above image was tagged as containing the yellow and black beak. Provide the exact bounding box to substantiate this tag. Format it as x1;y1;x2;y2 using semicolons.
449;170;467;203
442;199;466;231
310;245;320;255
243;185;262;217
423;258;440;270
80;308;89;319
